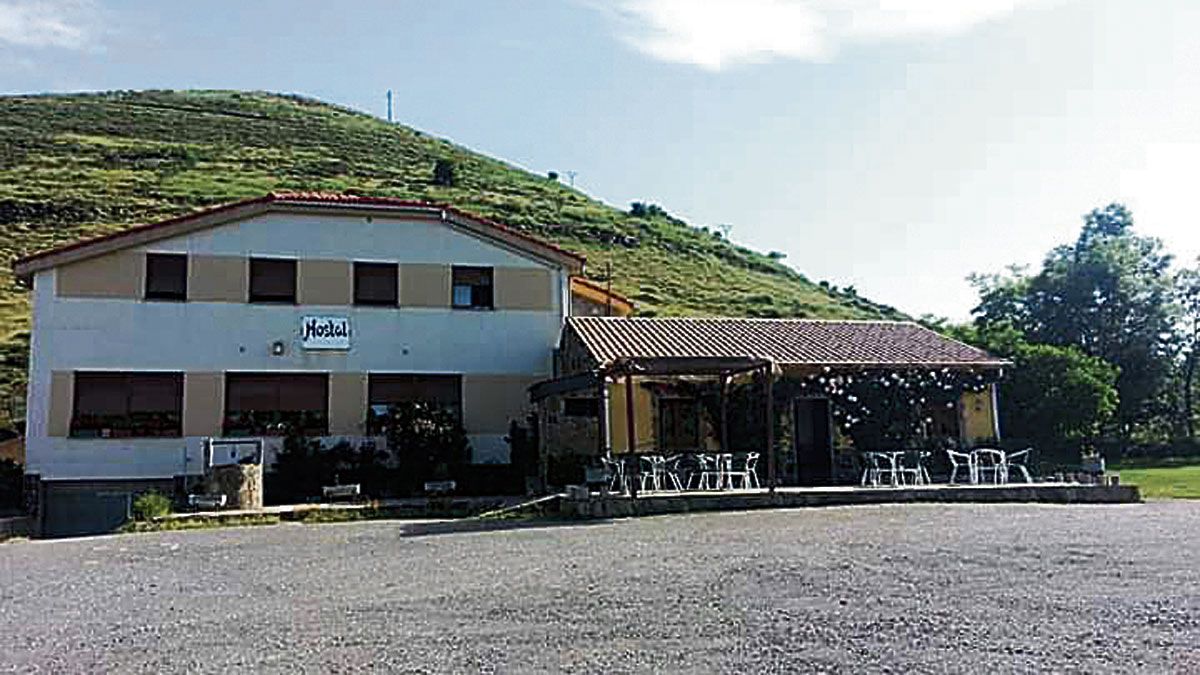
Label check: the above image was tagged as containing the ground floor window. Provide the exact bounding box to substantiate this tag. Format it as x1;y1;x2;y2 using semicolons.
224;373;329;436
71;372;183;438
367;374;462;433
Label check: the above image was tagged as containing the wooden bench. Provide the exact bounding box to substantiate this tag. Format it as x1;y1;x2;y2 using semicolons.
322;484;362;501
187;494;228;510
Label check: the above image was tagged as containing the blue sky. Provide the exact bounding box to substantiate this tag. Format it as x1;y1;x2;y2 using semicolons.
1;0;1198;319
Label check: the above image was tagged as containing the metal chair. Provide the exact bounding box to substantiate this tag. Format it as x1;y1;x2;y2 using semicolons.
601;456;628;493
946;448;977;484
688;454;713;489
896;450;930;486
694;453;727;490
860;451;900;487
1005;447;1034;483
973;448;1007;484
662;454;686;491
728;452;761;489
639;455;664;492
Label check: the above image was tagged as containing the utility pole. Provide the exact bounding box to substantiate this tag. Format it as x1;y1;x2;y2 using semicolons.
566;170;577;188
605;261;613;317
386;90;393;123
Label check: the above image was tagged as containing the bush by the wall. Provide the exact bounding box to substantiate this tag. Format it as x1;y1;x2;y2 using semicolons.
132;491;172;521
0;459;21;512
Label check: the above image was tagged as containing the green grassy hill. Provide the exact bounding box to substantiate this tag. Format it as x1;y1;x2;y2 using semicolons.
0;90;902;427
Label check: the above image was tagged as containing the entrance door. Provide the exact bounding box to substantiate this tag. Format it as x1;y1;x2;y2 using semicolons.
793;398;833;486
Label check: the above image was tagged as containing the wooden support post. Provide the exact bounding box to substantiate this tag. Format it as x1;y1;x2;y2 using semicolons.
765;362;776;493
625;372;639;499
715;372;724;451
715;369;724;454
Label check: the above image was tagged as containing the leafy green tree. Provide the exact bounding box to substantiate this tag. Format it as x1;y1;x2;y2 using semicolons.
972;204;1175;434
1175;261;1200;438
0;459;22;512
432;158;456;187
951;323;1119;461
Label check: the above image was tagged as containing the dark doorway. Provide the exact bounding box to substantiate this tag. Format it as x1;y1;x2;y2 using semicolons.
793;398;833;486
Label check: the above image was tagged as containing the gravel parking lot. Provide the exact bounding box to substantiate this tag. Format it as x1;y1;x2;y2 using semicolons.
2;502;1198;673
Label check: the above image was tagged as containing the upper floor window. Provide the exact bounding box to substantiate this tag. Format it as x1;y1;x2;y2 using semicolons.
451;266;493;309
145;253;187;301
353;261;399;306
71;372;183;438
249;258;297;304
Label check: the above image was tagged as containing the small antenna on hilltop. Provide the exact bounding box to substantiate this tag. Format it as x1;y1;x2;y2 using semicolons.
605;260;613;317
386;90;393;123
566;170;577;188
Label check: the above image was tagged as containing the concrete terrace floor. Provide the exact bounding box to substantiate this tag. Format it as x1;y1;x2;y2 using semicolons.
1;502;1198;673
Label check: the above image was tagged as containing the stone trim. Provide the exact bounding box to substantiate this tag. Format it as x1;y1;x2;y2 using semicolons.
47;371;73;437
298;259;353;306
182;372;224;437
328;372;368;435
400;263;451;308
188;255;248;302
55;251;143;299
462;374;540;434
494;267;554;311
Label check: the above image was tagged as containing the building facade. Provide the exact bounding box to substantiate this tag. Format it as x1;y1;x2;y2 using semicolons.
14;194;586;533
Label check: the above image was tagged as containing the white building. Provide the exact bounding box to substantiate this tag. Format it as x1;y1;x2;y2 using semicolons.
14;193;598;535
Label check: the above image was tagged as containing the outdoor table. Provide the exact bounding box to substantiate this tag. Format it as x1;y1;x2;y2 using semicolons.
860;451;900;487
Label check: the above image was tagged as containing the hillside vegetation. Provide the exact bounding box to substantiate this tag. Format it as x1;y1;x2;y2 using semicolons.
0;90;902;426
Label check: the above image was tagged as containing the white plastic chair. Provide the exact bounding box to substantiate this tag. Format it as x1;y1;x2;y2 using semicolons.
946;448;977;485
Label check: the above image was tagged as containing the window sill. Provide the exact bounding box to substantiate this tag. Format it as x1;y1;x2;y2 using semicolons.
68;433;184;440
353;301;401;308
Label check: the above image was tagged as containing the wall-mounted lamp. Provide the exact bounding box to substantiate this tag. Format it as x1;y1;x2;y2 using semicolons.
271;341;286;356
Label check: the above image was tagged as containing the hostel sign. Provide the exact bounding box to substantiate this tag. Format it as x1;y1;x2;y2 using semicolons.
300;316;350;351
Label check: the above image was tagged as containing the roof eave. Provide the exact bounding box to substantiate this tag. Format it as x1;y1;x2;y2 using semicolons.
13;194;586;281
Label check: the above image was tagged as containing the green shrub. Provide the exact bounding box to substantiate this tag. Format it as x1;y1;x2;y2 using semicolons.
132;491;172;521
0;459;22;512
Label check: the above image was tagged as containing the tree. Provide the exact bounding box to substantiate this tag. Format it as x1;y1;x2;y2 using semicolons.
1175;261;1200;438
432;159;456;187
951;323;1120;461
972;204;1175;434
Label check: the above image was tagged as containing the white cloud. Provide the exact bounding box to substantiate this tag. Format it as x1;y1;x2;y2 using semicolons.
602;0;1052;70
0;0;98;50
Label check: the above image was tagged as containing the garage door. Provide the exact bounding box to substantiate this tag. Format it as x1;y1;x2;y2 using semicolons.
42;485;132;538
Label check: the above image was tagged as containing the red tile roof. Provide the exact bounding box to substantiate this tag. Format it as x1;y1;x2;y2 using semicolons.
14;192;585;278
566;317;1007;369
